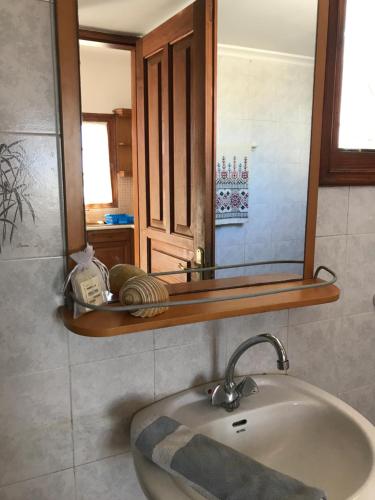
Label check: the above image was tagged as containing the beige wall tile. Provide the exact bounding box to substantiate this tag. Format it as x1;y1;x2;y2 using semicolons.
71;352;154;465
76;454;146;500
0;368;72;486
287;319;341;395
335;313;375;394
154;321;214;350
316;187;349;237
0;0;56;133
69;329;154;365
289;235;346;325
344;234;375;316
340;384;375;425
0;470;75;500
155;335;226;399
348;187;375;235
0;258;68;377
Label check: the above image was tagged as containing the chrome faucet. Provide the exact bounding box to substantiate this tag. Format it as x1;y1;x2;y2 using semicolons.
210;333;289;412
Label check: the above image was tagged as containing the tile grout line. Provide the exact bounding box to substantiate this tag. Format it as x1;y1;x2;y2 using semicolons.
0;364;69;382
49;0;62;136
74;451;133;470
0;255;64;263
67;333;76;473
339;381;375;398
48;0;68;267
0;130;59;137
70;344;155;369
153;330;157;403
0;466;74;490
0;450;135;491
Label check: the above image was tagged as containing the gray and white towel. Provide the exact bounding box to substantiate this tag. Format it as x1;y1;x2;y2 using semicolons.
132;415;327;500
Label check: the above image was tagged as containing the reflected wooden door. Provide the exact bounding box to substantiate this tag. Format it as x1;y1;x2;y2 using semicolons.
136;0;216;283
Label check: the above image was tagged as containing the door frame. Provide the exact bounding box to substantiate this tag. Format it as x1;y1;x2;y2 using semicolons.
79;30;141;266
54;0;140;265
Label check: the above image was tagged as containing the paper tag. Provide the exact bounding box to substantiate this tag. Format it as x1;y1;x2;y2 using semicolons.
80;276;104;306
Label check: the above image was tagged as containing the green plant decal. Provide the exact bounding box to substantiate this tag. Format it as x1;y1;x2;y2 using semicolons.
0;141;35;253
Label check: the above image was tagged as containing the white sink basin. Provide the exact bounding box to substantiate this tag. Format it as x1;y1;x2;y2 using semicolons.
131;375;375;500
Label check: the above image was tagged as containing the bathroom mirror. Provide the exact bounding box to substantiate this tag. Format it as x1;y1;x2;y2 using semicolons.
57;0;325;293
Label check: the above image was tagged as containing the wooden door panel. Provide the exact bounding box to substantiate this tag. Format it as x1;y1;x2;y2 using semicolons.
172;35;193;238
137;0;216;277
146;51;165;229
150;239;194;284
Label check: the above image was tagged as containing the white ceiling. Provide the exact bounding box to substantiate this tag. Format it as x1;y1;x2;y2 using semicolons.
78;0;318;56
78;0;193;36
218;0;318;57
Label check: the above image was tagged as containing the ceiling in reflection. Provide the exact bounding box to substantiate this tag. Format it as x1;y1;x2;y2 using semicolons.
78;0;317;56
78;0;193;35
218;0;318;56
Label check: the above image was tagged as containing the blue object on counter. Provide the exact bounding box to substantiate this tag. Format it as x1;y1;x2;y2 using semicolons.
104;214;134;225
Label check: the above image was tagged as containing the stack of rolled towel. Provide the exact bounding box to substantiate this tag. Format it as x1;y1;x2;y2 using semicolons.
132;415;327;500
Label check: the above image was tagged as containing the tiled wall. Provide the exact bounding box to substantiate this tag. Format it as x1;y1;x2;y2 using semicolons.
215;48;314;277
0;1;374;499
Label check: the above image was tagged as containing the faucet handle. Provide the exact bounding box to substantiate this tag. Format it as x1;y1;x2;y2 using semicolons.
236;377;259;397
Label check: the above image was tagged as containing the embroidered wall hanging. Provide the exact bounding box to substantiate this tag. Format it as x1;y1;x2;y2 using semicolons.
216;155;249;225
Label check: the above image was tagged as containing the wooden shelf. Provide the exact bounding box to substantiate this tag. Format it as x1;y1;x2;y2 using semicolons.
60;279;340;337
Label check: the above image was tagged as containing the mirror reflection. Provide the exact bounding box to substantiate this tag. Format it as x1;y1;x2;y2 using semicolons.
77;0;318;286
215;0;318;280
79;42;135;268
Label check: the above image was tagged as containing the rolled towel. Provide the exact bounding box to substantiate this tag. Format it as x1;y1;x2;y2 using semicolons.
132;416;327;500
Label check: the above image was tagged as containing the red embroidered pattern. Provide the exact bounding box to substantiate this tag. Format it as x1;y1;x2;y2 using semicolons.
216;156;249;221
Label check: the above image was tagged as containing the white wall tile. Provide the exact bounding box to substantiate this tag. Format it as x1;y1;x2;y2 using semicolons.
316;187;349;237
288;319;341;395
270;202;307;242
339;384;375;425
0;0;56;133
0;258;68;378
76;453;146;500
344;234;375;316
335;313;375;394
244;203;273;246
0;469;75;500
154;321;213;350
215;224;246;247
348;187;375;235
215;242;245;266
0;368;72;486
289;235;346;325
69;330;154;365
155;334;226;399
71;352;154;465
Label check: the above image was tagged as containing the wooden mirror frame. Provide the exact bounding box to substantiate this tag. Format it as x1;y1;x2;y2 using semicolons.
55;0;329;283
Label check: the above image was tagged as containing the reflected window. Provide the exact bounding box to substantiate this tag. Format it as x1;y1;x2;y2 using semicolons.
81;114;117;207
